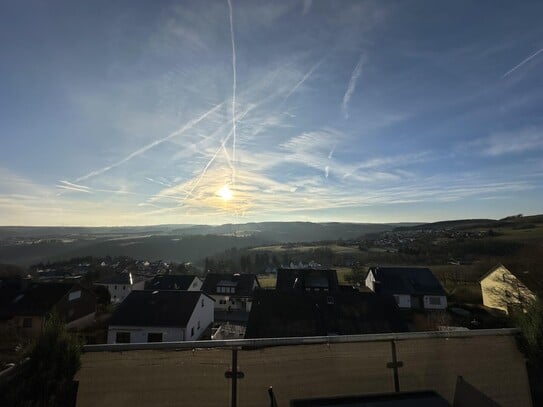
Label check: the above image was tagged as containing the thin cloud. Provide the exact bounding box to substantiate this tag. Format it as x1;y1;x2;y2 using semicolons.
342;53;365;119
467;127;543;156
283;56;325;102
502;47;543;78
75;102;224;182
227;0;237;184
302;0;312;16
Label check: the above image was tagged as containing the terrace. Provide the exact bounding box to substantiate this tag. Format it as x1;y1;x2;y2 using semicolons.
76;328;531;406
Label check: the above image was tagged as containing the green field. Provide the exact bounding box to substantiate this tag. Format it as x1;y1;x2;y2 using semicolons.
250;244;360;254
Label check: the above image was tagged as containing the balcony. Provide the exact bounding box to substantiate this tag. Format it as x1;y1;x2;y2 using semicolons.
76;328;531;406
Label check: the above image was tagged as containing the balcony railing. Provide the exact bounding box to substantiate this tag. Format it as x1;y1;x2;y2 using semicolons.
77;328;531;407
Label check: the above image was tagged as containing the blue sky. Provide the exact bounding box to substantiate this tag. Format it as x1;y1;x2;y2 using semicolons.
1;0;543;226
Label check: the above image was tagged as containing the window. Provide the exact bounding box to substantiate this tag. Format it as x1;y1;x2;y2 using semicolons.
22;317;32;328
68;290;81;301
191;327;194;337
147;332;163;343
116;332;130;343
428;296;442;305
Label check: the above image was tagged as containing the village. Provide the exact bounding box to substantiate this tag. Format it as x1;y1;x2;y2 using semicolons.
0;255;534;346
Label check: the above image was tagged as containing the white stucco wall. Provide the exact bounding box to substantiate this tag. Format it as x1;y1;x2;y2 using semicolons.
107;325;185;344
185;294;214;340
97;279;147;304
211;295;243;311
365;271;376;291
106;293;214;343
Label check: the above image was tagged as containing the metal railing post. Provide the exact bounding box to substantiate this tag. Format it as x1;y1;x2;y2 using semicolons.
231;348;238;407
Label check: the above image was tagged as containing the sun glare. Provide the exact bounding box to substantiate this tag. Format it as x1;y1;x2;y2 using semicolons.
218;184;233;201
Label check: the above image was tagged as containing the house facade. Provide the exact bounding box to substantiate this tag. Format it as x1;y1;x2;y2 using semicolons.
3;283;97;337
107;290;214;344
201;273;260;312
365;266;447;310
144;275;202;291
95;272;146;303
480;264;536;314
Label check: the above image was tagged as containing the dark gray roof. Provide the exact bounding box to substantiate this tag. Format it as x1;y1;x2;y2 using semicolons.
245;290;407;338
96;273;140;285
144;275;198;291
201;273;259;297
276;268;340;292
6;283;75;316
108;290;209;328
369;267;446;296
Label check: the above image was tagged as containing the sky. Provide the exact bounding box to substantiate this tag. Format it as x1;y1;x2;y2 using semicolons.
1;0;543;226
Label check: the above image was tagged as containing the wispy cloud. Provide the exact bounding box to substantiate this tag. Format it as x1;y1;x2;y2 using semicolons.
227;0;238;185
342;53;365;119
75;102;225;182
468;127;543;156
502;47;543;78
56;181;93;194
283;56;325;102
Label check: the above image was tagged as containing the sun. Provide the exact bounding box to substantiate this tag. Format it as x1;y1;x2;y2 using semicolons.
218;184;233;201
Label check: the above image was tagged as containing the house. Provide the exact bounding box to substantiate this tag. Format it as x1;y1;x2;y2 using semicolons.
107;290;214;343
365;266;447;310
276;268;340;292
95;272;146;303
144;274;202;291
3;282;96;336
479;264;537;314
245;290;407;338
201;273;260;313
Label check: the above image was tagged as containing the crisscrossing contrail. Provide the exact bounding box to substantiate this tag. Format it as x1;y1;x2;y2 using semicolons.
227;0;237;186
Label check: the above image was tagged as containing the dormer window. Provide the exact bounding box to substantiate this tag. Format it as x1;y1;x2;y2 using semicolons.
217;280;237;294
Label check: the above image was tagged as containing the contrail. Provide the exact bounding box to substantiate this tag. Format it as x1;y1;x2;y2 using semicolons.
342;53;365;119
283;56;325;102
502;47;543;78
75;102;224;182
183;105;254;202
227;0;237;185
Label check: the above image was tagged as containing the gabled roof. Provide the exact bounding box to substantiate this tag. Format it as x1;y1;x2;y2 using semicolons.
108;290;211;328
369;267;446;296
276;268;340;292
7;283;75;316
0;277;23;307
144;275;198;291
479;264;542;295
201;273;259;297
245;290;407;338
96;273;140;285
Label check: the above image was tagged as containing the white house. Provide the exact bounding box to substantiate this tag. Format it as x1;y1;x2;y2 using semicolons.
365;266;447;310
144;275;202;291
95;272;146;304
480;264;536;314
201;273;260;312
107;290;214;344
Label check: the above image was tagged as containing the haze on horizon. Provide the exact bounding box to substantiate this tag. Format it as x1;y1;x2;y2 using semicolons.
1;0;543;227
